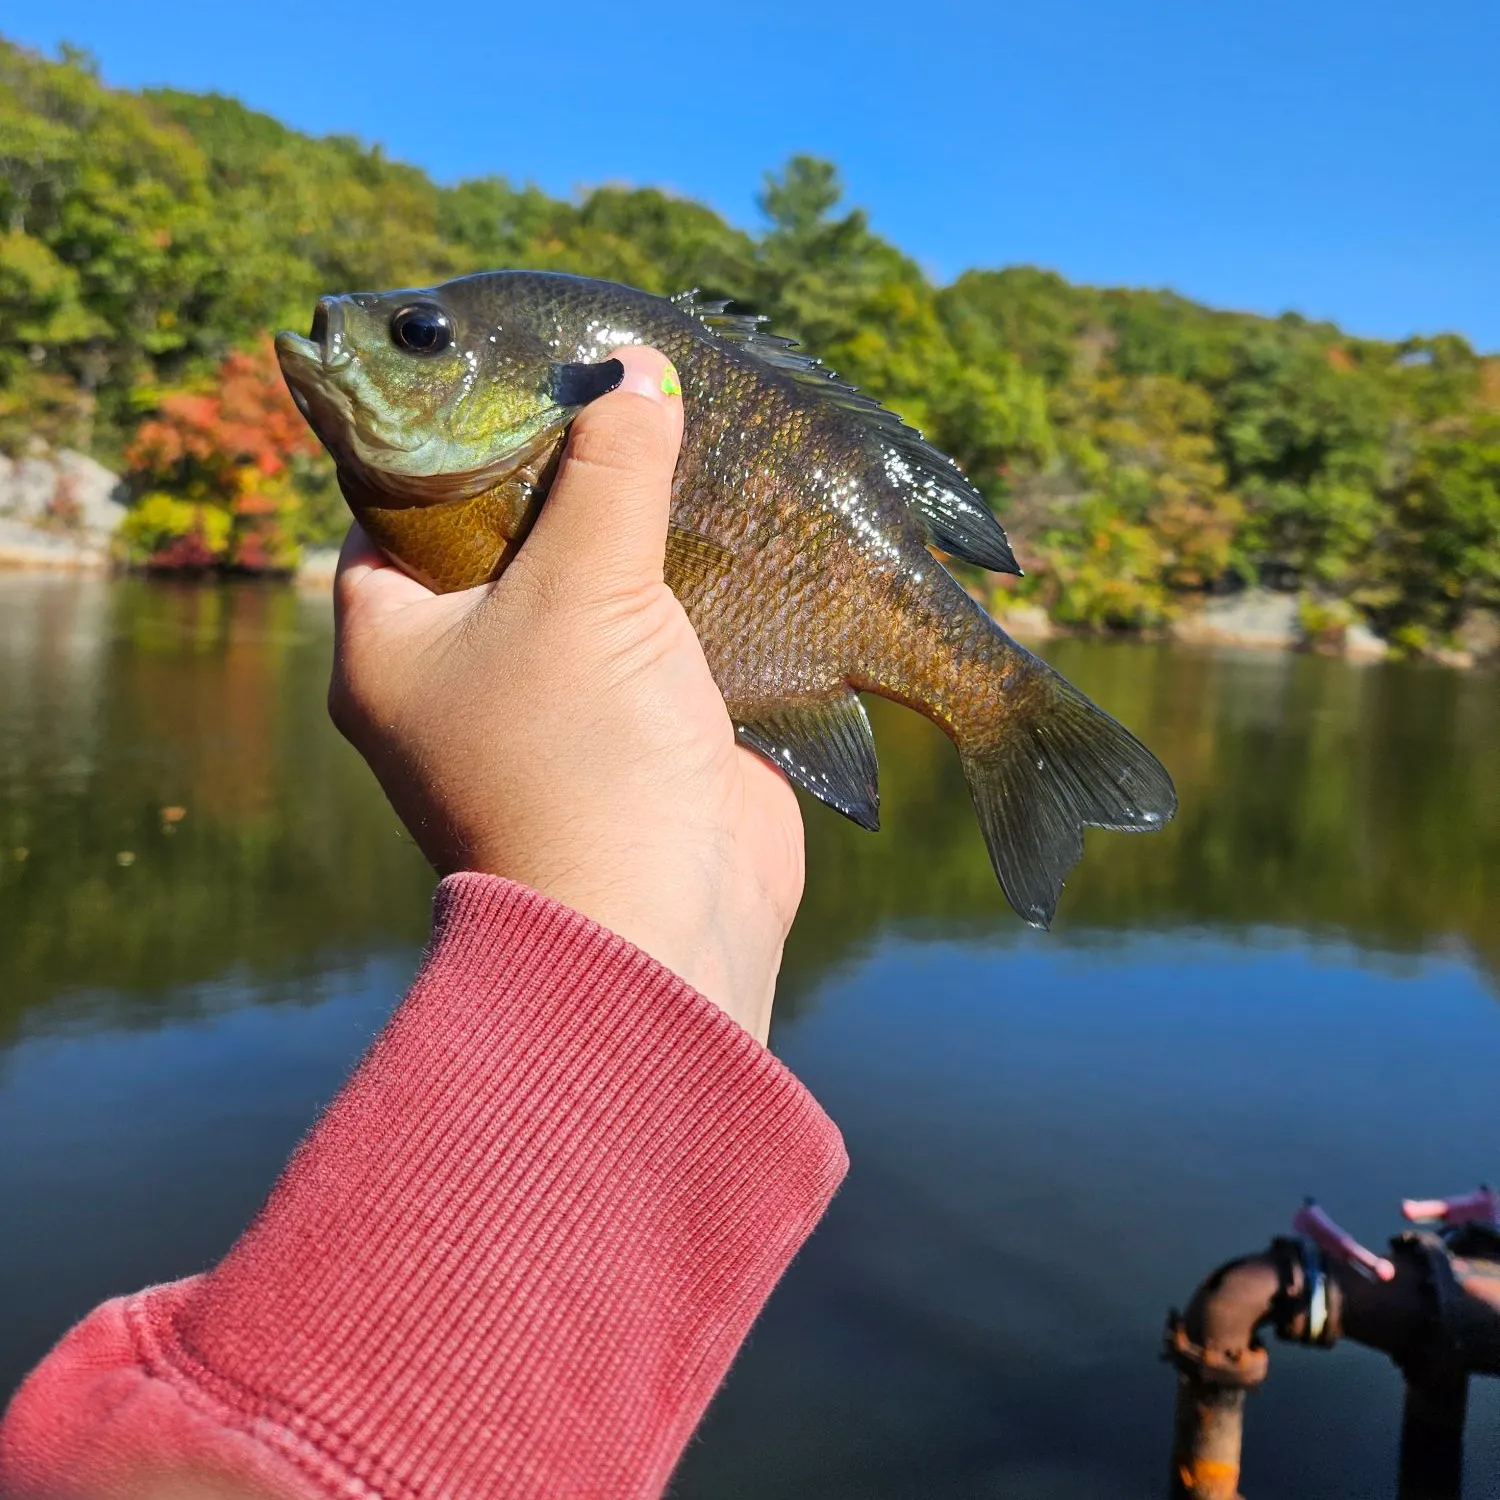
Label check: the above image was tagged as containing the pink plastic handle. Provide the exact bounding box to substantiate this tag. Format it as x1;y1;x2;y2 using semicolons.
1293;1200;1396;1282
1401;1185;1499;1229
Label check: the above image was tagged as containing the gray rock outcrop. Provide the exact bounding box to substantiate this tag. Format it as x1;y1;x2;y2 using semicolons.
0;448;127;533
0;446;126;569
1456;609;1500;663
1170;588;1301;650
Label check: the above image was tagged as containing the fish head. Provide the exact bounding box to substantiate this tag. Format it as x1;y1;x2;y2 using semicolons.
276;281;622;506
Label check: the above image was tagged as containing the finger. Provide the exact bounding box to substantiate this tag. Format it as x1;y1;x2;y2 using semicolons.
333;521;434;630
334;520;385;592
523;344;685;589
329;524;451;740
1292;1201;1396;1281
1402;1197;1450;1223
736;742;802;806
1402;1188;1498;1226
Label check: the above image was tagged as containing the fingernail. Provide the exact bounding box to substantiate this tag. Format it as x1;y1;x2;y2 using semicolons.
607;347;682;404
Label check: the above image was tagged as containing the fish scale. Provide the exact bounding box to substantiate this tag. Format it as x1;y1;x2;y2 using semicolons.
276;270;1177;926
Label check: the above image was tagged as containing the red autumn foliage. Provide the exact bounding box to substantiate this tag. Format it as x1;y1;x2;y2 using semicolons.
121;341;320;575
147;528;221;573
126;341;319;489
232;490;282;517
231;527;273;573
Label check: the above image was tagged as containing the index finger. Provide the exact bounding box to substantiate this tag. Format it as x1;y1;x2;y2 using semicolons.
334;521;434;624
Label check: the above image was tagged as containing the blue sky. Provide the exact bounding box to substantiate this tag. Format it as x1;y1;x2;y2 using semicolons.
7;0;1497;348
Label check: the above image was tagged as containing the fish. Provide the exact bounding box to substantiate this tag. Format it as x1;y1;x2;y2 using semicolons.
275;271;1176;926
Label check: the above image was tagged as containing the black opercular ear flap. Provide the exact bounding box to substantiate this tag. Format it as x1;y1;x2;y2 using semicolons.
550;357;625;407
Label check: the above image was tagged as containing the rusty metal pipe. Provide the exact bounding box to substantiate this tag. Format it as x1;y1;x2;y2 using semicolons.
1179;1252;1290;1362
1167;1225;1500;1500
1168;1384;1248;1500
1164;1247;1294;1500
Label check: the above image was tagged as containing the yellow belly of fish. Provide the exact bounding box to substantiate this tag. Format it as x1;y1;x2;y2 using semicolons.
352;470;545;593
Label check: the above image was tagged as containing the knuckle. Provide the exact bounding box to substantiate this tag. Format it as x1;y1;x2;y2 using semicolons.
332;569;360;617
331;566;377;632
502;548;574;621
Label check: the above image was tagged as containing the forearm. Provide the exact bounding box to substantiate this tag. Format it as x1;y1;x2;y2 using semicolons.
0;874;847;1500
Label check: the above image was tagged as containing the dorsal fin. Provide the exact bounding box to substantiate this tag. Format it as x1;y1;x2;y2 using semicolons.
673;289;1020;576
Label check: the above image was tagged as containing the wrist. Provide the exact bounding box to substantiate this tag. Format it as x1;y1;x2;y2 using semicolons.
502;860;784;1043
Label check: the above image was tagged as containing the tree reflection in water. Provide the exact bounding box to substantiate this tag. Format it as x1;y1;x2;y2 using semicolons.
2;576;1496;1044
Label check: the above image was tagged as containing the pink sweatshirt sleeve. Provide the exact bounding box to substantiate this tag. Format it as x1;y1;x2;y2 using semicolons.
0;873;847;1500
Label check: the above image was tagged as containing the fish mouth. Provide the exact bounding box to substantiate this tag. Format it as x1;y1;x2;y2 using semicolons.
307;296;353;370
273;329;319;371
275;296;356;389
274;326;362;443
275;307;426;458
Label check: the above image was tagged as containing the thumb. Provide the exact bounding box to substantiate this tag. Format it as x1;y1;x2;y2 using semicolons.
523;344;685;590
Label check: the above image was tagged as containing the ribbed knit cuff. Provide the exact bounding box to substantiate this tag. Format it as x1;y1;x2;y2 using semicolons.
132;874;847;1500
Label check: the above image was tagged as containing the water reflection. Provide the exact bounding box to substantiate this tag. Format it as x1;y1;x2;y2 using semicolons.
0;577;434;1039
4;577;1497;1045
788;637;1500;1006
2;576;1498;1499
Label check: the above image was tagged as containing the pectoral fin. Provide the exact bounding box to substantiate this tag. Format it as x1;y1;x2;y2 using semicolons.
665;525;736;592
734;692;880;830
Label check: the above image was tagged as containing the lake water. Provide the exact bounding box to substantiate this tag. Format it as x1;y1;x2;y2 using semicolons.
2;573;1498;1499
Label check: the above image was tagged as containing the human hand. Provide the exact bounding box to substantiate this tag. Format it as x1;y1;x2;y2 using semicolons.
1402;1185;1499;1229
1291;1199;1395;1282
327;345;805;1041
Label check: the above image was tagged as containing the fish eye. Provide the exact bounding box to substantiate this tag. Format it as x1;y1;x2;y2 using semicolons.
390;303;453;357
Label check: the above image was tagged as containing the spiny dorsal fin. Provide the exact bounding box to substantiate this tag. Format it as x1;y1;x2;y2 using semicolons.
674;289;1020;576
733;691;879;831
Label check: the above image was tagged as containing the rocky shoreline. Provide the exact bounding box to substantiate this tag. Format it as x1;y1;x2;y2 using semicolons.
0;446;125;573
4;448;1493;666
0;518;112;572
0;444;345;591
993;588;1497;668
0;531;343;588
9;541;1489;665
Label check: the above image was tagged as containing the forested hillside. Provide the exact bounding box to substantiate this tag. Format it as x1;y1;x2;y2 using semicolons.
3;38;1497;652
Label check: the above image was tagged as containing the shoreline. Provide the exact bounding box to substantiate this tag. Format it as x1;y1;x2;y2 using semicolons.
2;546;1491;670
0;539;111;572
0;540;343;589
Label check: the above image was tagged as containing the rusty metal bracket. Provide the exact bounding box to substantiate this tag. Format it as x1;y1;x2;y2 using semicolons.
1269;1235;1338;1349
1168;1215;1500;1500
1163;1313;1270;1389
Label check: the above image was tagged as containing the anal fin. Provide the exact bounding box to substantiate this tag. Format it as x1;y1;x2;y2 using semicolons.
734;692;879;831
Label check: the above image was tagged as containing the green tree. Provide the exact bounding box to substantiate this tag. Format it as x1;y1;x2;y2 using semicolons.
0;35;1494;645
1366;414;1500;644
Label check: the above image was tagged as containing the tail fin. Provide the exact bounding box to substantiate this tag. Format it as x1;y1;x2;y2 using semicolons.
959;657;1176;928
